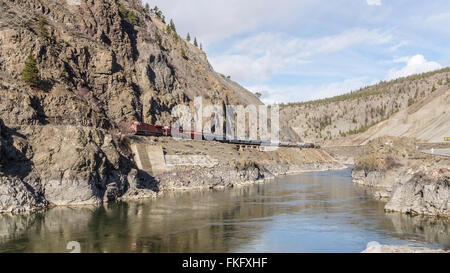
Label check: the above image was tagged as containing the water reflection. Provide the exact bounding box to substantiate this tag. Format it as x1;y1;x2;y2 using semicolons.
0;168;448;253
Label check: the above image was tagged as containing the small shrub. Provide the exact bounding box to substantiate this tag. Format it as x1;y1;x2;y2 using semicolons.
118;3;127;17
154;31;163;47
180;48;187;59
355;153;383;172
127;11;139;25
385;154;402;170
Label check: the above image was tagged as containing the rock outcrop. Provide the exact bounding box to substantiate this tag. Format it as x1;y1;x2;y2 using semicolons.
385;171;449;216
352;136;450;217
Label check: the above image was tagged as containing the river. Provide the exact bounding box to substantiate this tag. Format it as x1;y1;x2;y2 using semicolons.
0;168;449;253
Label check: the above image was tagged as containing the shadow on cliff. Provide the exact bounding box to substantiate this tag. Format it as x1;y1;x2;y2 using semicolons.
94;147;160;203
136;170;160;193
121;20;139;61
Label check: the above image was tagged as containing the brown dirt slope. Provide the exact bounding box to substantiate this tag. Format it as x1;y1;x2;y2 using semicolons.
352;88;450;144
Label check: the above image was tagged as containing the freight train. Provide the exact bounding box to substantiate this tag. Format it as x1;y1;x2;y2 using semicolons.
129;121;320;149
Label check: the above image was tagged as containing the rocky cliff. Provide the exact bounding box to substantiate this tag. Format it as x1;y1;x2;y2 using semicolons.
0;0;284;213
0;0;312;213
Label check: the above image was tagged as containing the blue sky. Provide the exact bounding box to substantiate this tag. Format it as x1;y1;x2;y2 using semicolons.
146;0;450;104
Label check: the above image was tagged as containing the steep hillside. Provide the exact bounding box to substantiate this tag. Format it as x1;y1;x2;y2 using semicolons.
350;88;450;144
0;0;262;129
280;68;450;144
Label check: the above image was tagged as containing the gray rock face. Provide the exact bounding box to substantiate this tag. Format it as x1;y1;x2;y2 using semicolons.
352;170;388;188
156;165;265;191
0;177;46;213
0;122;135;212
353;168;450;217
385;172;450;217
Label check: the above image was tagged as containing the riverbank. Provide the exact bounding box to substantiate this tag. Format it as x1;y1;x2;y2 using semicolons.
352;136;450;217
0;124;345;214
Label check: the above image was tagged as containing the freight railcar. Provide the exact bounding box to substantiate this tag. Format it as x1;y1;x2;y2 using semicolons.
128;121;320;149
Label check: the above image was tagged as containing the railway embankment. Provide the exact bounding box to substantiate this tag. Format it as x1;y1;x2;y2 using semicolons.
352;136;450;217
124;136;345;195
0;122;345;214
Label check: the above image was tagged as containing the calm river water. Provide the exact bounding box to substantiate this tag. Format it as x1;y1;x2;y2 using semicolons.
0;168;449;253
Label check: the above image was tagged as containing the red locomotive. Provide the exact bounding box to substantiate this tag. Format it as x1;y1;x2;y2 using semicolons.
129;121;170;136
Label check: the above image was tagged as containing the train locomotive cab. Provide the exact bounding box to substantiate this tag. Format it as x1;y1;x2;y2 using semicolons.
130;121;170;137
129;121;140;134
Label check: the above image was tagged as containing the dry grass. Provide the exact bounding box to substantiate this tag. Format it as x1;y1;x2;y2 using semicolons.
355;136;417;172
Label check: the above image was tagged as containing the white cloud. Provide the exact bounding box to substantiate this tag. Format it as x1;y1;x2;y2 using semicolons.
389;41;408;52
426;12;450;23
210;28;392;82
387;55;443;80
366;0;382;6
424;12;450;35
247;77;377;105
146;0;316;45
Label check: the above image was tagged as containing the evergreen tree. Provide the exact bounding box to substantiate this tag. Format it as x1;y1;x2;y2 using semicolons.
200;43;203;51
186;33;191;42
22;54;39;87
194;37;198;47
166;24;172;34
145;3;150;13
37;16;49;38
169;19;176;33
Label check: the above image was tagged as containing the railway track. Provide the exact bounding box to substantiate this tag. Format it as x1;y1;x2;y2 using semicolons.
129;121;321;149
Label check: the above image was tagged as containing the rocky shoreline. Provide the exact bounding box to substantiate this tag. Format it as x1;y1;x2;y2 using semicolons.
1;160;344;214
362;243;449;253
0;122;344;214
352;137;450;218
